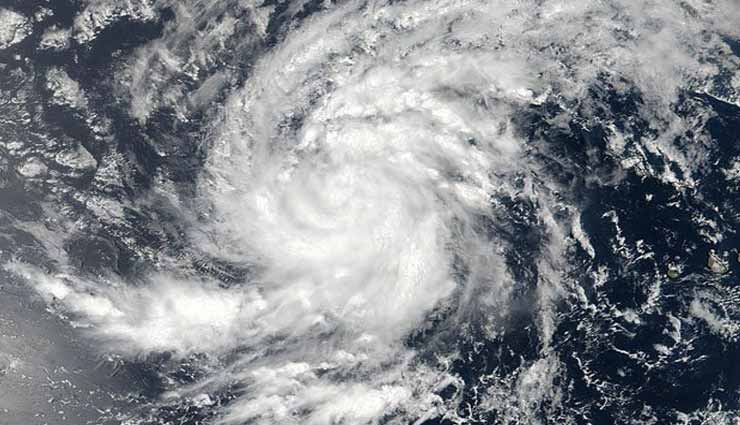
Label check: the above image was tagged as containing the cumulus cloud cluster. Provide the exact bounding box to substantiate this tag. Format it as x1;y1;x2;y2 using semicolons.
8;0;740;423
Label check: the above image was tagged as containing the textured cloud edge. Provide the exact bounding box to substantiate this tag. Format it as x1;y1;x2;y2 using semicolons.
6;0;740;424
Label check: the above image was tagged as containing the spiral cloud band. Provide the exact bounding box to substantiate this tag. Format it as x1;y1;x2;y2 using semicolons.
194;5;538;421
6;0;739;423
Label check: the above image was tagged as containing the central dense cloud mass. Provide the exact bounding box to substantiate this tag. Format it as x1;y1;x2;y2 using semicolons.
194;5;539;422
7;0;739;423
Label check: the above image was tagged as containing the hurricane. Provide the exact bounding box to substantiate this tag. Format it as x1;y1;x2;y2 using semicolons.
1;0;740;424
